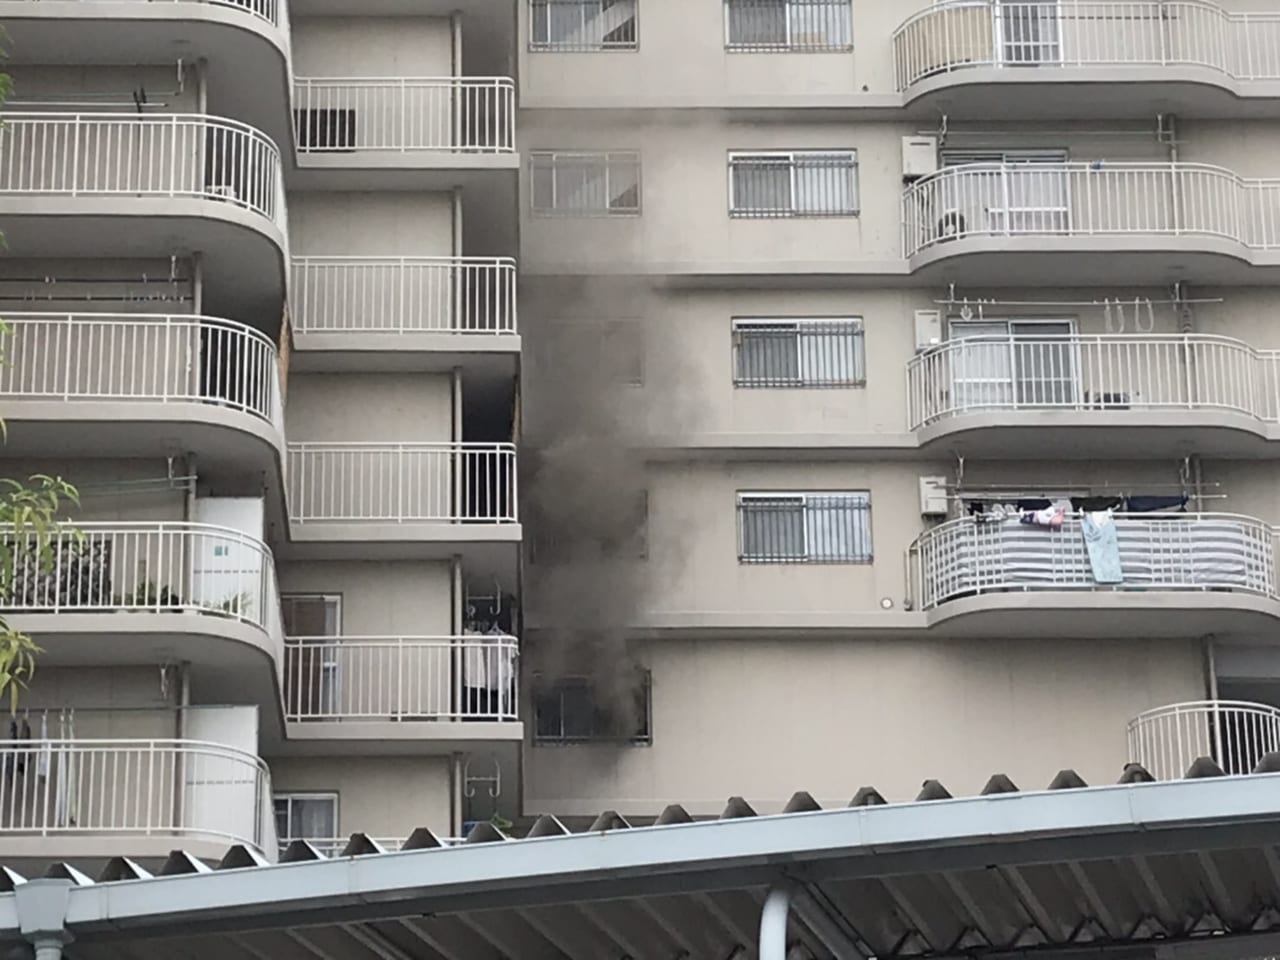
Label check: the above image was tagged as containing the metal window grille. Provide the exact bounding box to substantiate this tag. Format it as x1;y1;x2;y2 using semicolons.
531;151;641;215
733;319;865;387
730;151;858;217
530;0;638;50
533;675;652;744
725;0;852;52
738;492;872;563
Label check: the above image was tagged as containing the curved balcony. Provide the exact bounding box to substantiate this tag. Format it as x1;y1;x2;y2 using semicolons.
289;256;519;374
1127;700;1280;779
0;738;275;863
911;512;1280;636
900;162;1280;284
906;333;1280;457
0;113;288;327
282;635;521;752
3;522;285;706
284;443;520;562
0;312;284;471
893;1;1280;118
0;3;292;152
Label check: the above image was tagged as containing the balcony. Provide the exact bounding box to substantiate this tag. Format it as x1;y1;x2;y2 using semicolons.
907;333;1280;457
911;512;1280;636
281;635;521;752
0;3;292;152
289;256;519;374
292;77;516;166
900;162;1280;284
3;522;285;708
0;113;288;326
1127;700;1280;779
892;0;1280;119
0;312;284;470
0;738;276;863
283;443;520;564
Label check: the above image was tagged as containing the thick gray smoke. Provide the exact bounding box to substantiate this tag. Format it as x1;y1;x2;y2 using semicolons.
521;278;685;737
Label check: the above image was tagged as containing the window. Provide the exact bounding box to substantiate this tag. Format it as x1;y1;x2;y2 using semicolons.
733;318;864;388
530;0;638;50
729;151;858;217
293;109;356;152
531;151;641;216
533;674;652;744
529;490;647;564
274;793;338;847
724;0;852;51
948;319;1079;409
938;149;1069;236
738;492;872;563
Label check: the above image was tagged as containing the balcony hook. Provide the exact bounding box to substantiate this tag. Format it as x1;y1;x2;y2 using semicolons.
132;87;146;114
176;60;185;92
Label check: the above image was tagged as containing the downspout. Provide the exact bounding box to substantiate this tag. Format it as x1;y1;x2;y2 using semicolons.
760;886;793;960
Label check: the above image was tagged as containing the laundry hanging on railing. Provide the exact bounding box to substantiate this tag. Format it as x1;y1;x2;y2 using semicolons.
1125;495;1189;513
1081;510;1124;585
1020;501;1069;529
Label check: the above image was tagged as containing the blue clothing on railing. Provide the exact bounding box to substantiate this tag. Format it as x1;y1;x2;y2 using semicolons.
1081;510;1123;584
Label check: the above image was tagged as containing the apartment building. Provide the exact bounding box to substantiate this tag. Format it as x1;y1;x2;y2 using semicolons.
2;0;1280;880
0;0;522;869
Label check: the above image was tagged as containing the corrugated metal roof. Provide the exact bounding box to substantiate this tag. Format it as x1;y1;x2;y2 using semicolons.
3;758;1280;960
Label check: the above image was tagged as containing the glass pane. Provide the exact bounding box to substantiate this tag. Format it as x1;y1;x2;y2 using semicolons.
742;501;805;559
789;0;851;47
797;325;859;383
1012;322;1076;406
1001;0;1061;64
805;496;865;560
728;0;787;45
738;327;801;383
733;159;792;213
293;798;336;838
794;155;854;214
950;322;1014;409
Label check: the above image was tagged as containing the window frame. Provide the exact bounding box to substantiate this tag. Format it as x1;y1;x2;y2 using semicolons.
532;673;653;745
728;149;859;218
732;316;866;388
530;150;643;217
273;792;339;845
722;0;853;52
737;490;873;564
529;0;640;52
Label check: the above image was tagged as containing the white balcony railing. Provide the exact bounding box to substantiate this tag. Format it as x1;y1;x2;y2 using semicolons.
0;312;284;435
1128;700;1280;779
907;333;1280;430
0;738;276;854
284;636;519;722
912;512;1277;611
15;0;284;29
292;77;516;153
901;162;1280;257
290;257;518;335
893;0;1280;91
286;442;518;524
0;113;285;229
3;522;285;650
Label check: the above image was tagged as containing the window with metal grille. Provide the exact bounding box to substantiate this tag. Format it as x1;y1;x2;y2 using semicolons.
738;492;872;563
729;151;858;217
733;318;864;388
531;151;641;216
530;0;638;50
533;673;652;744
724;0;852;51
